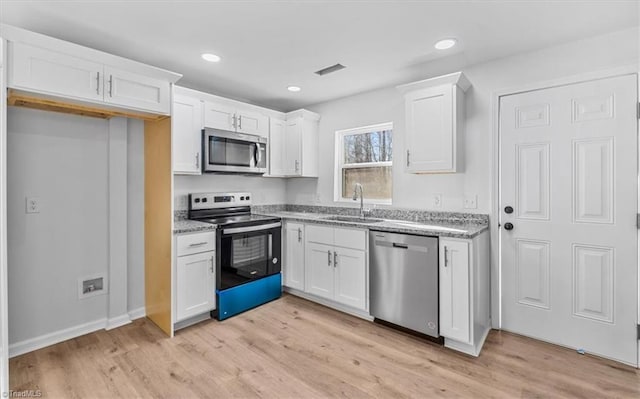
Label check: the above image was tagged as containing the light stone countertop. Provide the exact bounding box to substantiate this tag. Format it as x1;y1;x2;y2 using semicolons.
256;211;488;239
173;219;216;234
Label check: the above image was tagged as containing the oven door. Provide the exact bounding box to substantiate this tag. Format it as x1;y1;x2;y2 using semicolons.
203;128;267;174
217;222;281;290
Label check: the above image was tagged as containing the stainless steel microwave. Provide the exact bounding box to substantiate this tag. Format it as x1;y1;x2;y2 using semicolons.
202;128;267;174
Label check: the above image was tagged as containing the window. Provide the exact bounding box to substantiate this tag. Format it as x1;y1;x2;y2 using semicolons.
335;122;393;204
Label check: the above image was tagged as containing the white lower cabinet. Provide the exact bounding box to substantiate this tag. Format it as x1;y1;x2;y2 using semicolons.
438;232;490;356
283;222;305;290
302;224;368;312
176;251;215;321
175;231;216;323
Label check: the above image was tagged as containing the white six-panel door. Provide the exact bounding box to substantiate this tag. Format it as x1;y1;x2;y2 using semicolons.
500;74;638;365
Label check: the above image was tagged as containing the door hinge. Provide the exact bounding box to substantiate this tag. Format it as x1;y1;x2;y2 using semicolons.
637;102;640;119
637;324;640;340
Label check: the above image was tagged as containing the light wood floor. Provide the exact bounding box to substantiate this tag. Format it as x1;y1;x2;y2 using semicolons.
10;294;640;398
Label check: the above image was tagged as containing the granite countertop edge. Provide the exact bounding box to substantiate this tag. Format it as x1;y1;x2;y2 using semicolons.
173;211;489;238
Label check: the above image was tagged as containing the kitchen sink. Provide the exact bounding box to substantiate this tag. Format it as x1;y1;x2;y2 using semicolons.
322;215;383;224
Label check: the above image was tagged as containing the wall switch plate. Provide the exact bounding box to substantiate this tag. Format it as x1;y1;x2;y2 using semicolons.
432;194;443;208
464;195;478;209
25;197;40;213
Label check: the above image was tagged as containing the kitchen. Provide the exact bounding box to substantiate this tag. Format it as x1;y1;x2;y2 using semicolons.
0;1;639;398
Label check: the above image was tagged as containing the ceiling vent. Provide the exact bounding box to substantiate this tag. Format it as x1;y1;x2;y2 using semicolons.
314;63;346;76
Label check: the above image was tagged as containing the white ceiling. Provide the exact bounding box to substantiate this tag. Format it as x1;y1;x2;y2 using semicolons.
0;1;637;111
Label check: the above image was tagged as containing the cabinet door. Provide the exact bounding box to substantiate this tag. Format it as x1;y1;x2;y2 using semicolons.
284;222;305;290
269;118;286;176
237;109;268;137
334;248;367;310
10;42;103;102
439;239;471;343
203;101;236;131
172;94;203;175
176;251;216;321
103;66;170;114
405;85;454;172
284;118;302;175
305;242;334;300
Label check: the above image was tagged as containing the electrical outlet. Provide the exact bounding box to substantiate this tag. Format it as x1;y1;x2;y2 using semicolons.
433;194;443;208
25;197;40;214
464;195;478;209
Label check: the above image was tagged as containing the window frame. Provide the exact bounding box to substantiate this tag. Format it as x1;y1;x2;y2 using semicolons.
333;122;393;205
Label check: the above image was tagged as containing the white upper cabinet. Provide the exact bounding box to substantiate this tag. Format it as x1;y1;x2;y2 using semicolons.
103;66;170;114
10;42;103;103
4;25;180;115
203;100;236;131
172;93;203;175
269;118;286;176
203;101;269;138
269;110;319;178
398;72;470;173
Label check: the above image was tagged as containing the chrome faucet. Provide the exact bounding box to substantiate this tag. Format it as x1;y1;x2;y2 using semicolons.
352;183;367;219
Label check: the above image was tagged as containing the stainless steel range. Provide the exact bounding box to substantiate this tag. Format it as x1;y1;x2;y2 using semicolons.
188;192;282;320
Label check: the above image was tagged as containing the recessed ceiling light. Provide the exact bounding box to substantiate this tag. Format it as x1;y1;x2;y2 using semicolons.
434;38;457;50
201;53;221;62
287;86;301;92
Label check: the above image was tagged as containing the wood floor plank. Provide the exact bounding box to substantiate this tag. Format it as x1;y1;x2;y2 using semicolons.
9;294;640;398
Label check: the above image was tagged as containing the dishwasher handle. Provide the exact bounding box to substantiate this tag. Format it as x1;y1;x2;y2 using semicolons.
373;240;429;253
392;242;409;249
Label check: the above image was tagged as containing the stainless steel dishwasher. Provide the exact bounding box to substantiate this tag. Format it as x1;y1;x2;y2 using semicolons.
369;231;439;337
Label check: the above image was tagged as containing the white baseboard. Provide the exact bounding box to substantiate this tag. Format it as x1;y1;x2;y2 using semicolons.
128;306;146;321
9;318;107;358
106;314;132;331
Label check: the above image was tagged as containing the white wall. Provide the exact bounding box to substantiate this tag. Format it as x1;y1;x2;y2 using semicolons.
127;119;144;314
173;175;287;210
288;27;640;213
7;107;109;343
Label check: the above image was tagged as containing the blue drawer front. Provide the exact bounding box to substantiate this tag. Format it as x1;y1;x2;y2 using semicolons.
217;274;282;320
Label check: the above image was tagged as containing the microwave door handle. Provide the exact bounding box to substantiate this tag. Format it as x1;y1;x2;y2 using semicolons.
254;143;262;166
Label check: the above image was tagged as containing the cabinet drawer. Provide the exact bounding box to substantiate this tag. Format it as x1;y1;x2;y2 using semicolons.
177;231;215;256
305;224;334;245
334;228;366;251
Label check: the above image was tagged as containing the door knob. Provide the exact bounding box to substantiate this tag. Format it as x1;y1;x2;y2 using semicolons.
504;206;514;214
504;222;514;230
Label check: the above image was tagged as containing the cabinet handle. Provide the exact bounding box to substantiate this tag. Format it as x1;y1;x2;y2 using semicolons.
334;251;338;267
96;72;100;95
444;246;448;267
297;227;302;242
406;150;410;167
328;250;332;266
108;75;113;97
189;241;209;247
196;152;200;169
238;115;242;130
295;160;299;172
210;256;214;273
232;115;237;129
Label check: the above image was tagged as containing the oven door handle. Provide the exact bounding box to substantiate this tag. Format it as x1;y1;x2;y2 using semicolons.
222;222;282;235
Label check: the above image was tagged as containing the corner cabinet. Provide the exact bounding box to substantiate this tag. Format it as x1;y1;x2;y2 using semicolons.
397;72;470;173
439;232;490;356
283;222;305;291
269;110;320;177
172;93;203;175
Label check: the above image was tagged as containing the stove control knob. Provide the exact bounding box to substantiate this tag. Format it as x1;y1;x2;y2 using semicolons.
272;258;278;264
246;196;250;200
202;198;208;203
194;198;200;203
